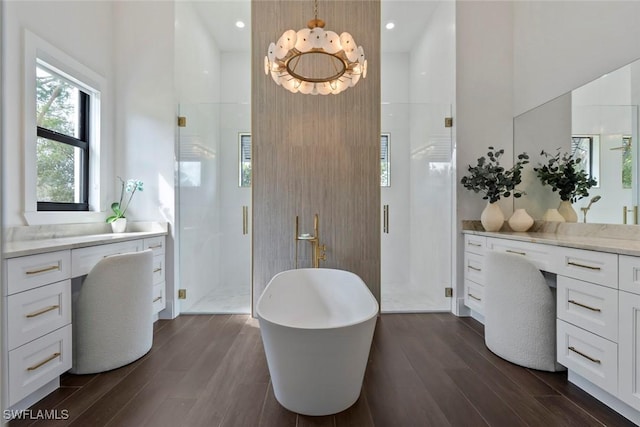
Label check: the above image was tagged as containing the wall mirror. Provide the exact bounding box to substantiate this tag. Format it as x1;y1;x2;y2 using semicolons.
514;58;640;224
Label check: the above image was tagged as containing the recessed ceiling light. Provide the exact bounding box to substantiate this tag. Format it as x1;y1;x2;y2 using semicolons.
385;22;395;30
235;21;245;29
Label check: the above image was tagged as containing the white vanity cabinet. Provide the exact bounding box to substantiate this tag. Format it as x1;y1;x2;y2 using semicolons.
619;255;640;411
463;235;486;315
5;251;73;406
3;231;167;411
145;236;166;313
462;231;640;422
485;236;555;272
619;291;640;411
71;240;142;277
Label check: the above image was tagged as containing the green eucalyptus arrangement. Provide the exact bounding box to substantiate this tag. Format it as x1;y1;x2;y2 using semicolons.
107;177;144;223
460;147;530;203
534;149;597;203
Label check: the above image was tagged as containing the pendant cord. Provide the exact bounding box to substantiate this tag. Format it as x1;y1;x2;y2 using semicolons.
314;0;318;22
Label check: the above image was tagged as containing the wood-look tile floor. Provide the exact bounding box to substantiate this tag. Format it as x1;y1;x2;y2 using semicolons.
10;314;635;427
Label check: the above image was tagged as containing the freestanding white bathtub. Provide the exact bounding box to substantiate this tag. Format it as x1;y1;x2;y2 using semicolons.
257;268;378;416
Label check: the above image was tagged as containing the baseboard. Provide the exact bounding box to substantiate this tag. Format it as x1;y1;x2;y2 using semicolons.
568;371;640;425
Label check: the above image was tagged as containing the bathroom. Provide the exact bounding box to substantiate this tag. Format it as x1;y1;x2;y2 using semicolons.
2;0;640;425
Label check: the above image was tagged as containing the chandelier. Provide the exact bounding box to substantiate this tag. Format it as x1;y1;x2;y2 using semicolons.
264;0;367;95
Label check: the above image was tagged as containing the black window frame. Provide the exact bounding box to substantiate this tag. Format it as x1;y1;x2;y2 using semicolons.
36;76;90;211
571;135;594;178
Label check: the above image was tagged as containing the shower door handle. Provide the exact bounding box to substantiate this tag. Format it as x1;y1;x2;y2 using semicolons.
623;205;638;225
242;206;249;235
383;205;389;234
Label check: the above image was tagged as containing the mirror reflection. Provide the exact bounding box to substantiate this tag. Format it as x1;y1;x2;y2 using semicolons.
514;58;640;224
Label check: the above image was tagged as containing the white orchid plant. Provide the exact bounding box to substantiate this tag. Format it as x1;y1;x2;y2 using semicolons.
107;177;144;223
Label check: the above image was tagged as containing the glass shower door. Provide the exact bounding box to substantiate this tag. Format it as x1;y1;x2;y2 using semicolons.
381;102;453;312
177;103;251;313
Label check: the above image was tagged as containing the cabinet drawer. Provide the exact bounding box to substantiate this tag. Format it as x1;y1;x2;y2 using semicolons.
620;255;640;296
464;235;486;256
557;276;618;342
7;251;71;295
557;320;617;396
152;255;165;285
464;252;484;285
153;282;165;314
464;279;484;315
71;240;142;277
554;247;618;288
7;280;72;350
8;325;72;406
144;236;165;256
486;238;554;272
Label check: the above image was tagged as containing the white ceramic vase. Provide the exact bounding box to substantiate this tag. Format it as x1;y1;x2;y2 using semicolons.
110;218;127;233
558;200;578;222
481;202;505;232
542;208;566;222
508;209;534;232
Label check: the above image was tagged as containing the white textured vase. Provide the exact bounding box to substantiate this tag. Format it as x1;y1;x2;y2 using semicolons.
558;200;578;222
508;209;534;232
110;218;127;233
542;209;566;222
481;202;505;232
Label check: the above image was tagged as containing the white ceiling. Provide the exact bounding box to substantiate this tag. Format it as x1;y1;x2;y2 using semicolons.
190;1;441;53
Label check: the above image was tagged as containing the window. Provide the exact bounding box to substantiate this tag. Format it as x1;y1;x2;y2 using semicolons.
622;136;632;189
36;61;90;211
239;133;251;187
571;134;600;186
381;134;390;187
24;31;105;223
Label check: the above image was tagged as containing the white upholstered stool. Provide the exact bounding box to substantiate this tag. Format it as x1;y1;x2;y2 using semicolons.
484;251;564;372
70;250;154;374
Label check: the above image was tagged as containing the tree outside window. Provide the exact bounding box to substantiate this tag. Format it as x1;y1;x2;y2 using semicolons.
622;136;632;189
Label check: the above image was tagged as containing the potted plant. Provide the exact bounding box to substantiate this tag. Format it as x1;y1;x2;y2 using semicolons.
107;177;144;233
461;147;529;231
534;149;597;222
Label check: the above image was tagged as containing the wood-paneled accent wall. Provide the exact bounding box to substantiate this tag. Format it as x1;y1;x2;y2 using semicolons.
251;0;381;309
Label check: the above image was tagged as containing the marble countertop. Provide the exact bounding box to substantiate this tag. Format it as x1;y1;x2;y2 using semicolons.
3;222;168;258
463;228;640;257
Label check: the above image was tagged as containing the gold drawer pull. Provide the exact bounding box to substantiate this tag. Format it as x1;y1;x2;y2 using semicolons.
567;261;601;271
27;352;61;371
468;242;481;247
25;265;60;275
467;293;482;301
153;268;163;273
153;296;162;303
26;305;60;318
506;249;526;256
103;253;121;258
468;265;481;272
568;346;601;364
148;244;163;249
568;299;601;312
